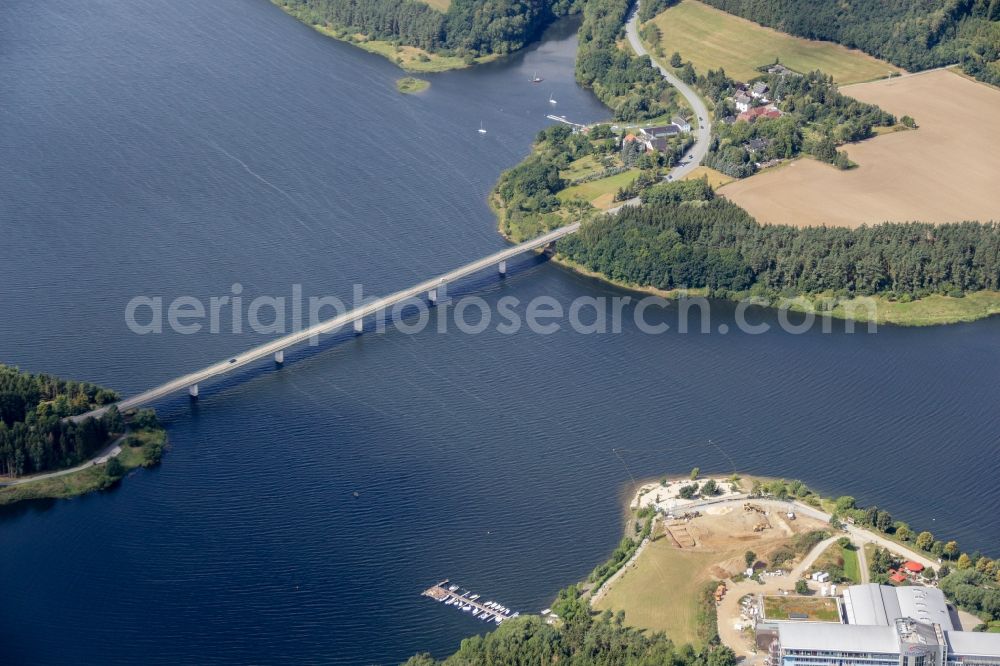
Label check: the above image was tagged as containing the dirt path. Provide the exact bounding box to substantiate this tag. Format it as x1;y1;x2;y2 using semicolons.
589;517;657;605
856;539;870;584
716;534;838;659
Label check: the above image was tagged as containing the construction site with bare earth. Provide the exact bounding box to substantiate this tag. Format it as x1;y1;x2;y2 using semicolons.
591;476;993;666
593;477;832;647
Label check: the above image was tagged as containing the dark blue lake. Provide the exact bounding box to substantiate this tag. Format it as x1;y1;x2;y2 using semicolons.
0;1;998;664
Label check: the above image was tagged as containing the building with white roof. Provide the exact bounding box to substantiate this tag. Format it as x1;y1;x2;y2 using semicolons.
762;586;1000;666
843;584;954;630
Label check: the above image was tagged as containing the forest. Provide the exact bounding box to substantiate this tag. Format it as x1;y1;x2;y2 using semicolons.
699;0;1000;86
555;195;1000;299
274;0;567;57
574;0;685;120
0;365;123;477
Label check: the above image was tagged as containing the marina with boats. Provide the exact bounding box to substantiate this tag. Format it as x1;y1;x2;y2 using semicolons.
422;580;520;624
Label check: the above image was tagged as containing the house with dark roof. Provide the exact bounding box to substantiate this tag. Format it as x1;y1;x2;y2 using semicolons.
640;125;680;139
750;81;770;98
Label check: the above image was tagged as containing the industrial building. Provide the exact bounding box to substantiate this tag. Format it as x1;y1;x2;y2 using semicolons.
760;585;1000;666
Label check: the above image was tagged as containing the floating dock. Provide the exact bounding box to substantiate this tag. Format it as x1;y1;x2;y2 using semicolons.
545;114;587;131
422;580;519;624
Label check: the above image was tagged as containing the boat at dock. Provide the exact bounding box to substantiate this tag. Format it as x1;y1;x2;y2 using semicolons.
422;579;519;625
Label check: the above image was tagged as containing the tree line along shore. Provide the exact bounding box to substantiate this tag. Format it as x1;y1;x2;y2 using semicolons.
494;123;1000;326
277;0;1000;325
272;0;1000;86
0;364;166;506
403;472;1000;664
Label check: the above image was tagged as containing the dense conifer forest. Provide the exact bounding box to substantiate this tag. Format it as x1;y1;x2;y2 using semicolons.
0;365;123;477
556;195;1000;299
275;0;570;57
700;0;1000;86
574;0;684;119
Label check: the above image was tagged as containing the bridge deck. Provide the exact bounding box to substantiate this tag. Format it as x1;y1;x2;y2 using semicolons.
76;223;580;421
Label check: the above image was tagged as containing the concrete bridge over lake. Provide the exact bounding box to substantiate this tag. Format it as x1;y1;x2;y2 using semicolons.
74;223;580;422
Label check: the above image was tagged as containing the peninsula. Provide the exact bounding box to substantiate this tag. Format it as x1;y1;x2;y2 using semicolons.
0;364;166;506
490;0;1000;326
404;472;1000;664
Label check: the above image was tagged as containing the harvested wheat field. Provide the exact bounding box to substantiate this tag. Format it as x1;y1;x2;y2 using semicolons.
721;69;1000;228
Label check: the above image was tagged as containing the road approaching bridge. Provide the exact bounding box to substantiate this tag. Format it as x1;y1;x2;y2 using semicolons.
625;2;712;179
607;2;713;215
75;223;580;422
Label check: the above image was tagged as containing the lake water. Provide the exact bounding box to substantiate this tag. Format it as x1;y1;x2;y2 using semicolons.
0;1;998;664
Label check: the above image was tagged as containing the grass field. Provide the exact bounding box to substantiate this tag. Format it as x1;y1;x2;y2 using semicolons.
763;595;841;622
557;169;640;210
593;540;708;645
683;166;734;188
782;290;1000;327
809;540;861;583
645;0;901;84
560;155;607;182
722;69;1000;229
842;545;861;583
418;0;450;10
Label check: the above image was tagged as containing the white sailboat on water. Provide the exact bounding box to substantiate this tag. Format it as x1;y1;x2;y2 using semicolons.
477;121;487;134
531;71;543;83
548;91;557;104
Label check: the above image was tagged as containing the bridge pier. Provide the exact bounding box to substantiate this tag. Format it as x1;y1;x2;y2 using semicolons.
188;384;199;399
274;350;284;365
354;318;363;335
428;288;438;305
498;260;507;277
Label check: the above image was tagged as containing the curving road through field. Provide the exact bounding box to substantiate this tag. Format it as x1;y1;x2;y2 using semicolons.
625;2;712;179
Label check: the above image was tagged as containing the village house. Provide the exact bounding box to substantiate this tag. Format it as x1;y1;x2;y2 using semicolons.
636;125;680;151
737;105;782;122
733;91;753;113
641;125;680;139
750;81;770;99
745;137;770;153
671;116;691;132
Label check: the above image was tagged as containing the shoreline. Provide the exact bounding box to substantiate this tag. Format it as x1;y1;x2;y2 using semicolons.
0;425;167;506
271;1;497;73
573;470;992;648
494;204;1000;327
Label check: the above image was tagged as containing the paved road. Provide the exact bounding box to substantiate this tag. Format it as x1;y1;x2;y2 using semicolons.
72;223;581;422
625;2;712;179
0;435;125;487
607;2;712;215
